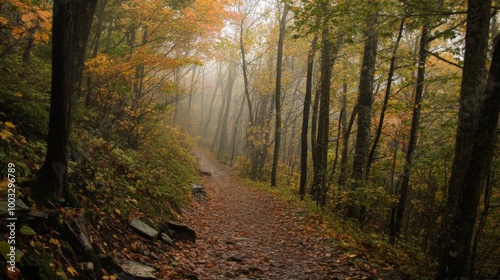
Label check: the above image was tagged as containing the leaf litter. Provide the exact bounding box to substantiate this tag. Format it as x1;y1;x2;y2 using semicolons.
160;149;382;279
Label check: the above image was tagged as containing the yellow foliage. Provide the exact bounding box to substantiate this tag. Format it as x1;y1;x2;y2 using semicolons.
4;122;16;129
66;267;78;277
1;0;52;44
0;129;14;141
49;238;61;248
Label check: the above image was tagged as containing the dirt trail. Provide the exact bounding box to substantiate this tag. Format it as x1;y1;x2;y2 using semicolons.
165;148;377;279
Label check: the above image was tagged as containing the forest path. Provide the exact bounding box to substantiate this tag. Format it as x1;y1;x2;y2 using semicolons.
163;148;377;279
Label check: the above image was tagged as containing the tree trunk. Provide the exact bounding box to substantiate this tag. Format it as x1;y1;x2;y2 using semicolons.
367;17;405;175
389;26;428;243
230;96;246;166
212;67;228;152
271;5;288;187
437;0;496;276
310;75;320;196
218;63;236;160
311;9;338;205
201;63;223;137
33;0;98;205
239;18;254;125
348;9;379;222
338;101;358;186
299;34;319;199
85;0;108;107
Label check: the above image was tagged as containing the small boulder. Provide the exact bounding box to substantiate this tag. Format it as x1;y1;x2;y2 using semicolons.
198;170;212;176
165;221;196;242
130;219;158;240
117;259;156;279
97;254;118;271
161;233;175;246
191;184;206;196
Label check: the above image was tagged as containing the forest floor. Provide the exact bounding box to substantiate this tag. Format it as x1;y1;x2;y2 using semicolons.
161;148;390;280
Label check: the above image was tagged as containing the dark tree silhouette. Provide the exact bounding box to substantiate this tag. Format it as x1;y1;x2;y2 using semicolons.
437;0;497;278
33;0;98;205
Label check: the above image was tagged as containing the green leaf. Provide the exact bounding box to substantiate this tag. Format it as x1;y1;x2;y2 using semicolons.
20;225;37;236
0;241;24;262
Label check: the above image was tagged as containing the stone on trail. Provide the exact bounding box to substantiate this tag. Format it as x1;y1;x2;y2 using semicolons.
198;170;212;176
130;219;158;240
165;221;196;242
161;233;175;246
117;259;156;279
190;184;206;196
130;219;177;246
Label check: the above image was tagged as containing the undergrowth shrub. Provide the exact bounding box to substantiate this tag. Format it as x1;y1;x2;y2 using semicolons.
0;54;50;179
69;127;197;223
0;55;51;139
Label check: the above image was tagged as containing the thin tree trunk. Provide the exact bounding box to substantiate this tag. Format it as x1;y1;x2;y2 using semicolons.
218;63;236;160
199;68;205;131
239;18;254;125
310;77;320;196
330;104;343;182
470;173;493;275
186;66;199;128
212;67;229;152
22;29;35;63
367;17;405;175
230;96;246;166
299;34;319;199
338;87;357;187
202;63;223;137
389;26;428;243
271;5;288;187
312;10;338;206
86;2;105;107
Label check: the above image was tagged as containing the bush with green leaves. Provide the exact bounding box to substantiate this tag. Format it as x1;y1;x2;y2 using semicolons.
68;127;197;222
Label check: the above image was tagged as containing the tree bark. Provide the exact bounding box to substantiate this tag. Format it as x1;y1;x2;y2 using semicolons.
310;74;320;196
338;101;358;187
33;0;98;205
230;96;246;166
299;34;319;199
389;26;428;243
312;32;333;205
348;9;379;222
239;18;254;125
271;5;288;187
202;63;223;137
311;8;341;205
218;63;236;160
437;0;496;276
85;0;109;107
367;17;405;176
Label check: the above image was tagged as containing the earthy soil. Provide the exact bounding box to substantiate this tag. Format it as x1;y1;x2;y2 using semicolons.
161;149;379;280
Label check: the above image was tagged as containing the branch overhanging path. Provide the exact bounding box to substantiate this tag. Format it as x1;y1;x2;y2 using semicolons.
164;148;378;279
